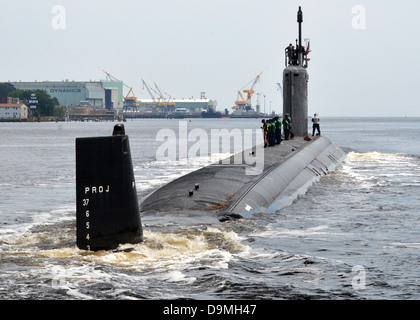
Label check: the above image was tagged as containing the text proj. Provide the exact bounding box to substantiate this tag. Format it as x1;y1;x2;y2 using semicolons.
156;121;264;176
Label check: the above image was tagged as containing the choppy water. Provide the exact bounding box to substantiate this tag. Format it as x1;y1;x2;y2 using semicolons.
1;117;420;300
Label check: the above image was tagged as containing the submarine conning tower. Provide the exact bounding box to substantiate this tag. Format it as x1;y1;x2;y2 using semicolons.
75;124;143;251
283;6;310;137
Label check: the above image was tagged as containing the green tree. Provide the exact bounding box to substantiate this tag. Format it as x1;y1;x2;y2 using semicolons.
0;82;16;97
53;105;66;118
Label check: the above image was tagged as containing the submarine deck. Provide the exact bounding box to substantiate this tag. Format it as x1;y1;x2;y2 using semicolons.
139;136;346;223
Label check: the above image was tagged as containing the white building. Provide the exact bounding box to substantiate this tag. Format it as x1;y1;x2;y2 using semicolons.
0;103;28;120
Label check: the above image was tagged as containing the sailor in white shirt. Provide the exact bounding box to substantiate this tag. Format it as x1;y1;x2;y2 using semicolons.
312;113;321;136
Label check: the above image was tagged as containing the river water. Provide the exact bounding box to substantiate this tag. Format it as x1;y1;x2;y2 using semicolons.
1;117;420;300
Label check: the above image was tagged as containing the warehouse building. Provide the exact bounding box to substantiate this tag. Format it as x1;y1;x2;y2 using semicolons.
10;81;124;110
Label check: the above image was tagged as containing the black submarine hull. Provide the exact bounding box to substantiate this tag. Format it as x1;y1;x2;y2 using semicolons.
139;136;346;223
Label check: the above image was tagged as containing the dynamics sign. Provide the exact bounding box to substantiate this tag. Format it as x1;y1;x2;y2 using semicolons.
49;88;82;93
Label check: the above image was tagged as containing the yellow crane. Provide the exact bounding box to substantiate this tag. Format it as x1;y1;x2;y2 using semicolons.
233;91;247;109
165;94;176;108
243;71;262;106
124;87;137;102
141;79;158;106
153;83;167;107
153;82;176;108
103;70;137;102
232;71;263;110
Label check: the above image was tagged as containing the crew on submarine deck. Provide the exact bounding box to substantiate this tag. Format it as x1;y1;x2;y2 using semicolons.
261;114;296;148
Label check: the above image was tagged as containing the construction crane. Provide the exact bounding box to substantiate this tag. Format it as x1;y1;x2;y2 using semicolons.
243;71;263;108
153;82;176;109
165;92;176;108
152;83;166;107
154;83;175;107
141;79;158;106
102;70;137;103
232;71;263;110
233;91;247;109
155;82;175;107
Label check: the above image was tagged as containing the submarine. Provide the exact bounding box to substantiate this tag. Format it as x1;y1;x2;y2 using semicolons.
75;6;346;250
139;6;345;222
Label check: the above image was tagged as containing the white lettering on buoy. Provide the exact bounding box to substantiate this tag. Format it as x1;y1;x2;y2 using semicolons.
84;185;110;194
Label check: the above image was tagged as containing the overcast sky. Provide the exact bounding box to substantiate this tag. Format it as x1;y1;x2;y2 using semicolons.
1;0;419;116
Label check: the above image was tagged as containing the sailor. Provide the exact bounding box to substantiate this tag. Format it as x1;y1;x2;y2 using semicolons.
282;114;290;140
286;43;294;65
266;119;272;146
261;119;268;148
268;119;276;147
274;116;282;144
286;113;295;139
312;113;321;136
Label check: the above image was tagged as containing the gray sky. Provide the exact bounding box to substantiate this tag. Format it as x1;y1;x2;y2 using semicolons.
1;0;419;116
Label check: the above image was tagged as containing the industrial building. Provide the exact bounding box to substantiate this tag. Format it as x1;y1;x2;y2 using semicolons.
129;98;217;116
10;81;124;110
9;80;218;117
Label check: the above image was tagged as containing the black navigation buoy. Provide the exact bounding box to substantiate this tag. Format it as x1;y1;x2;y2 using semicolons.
75;124;143;251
